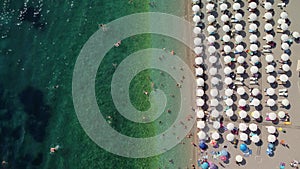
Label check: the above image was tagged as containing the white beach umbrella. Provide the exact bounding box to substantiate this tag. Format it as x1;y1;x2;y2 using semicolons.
282;64;290;71
251;135;260;143
196;67;203;76
267;98;276;107
250;66;259;74
194;37;202;45
197;78;204;87
235;35;243;44
196;88;204;97
236;155;243;163
267;88;275;96
194;47;202;55
225;98;234;106
226;133;235;141
207;25;216;34
249;2;257;9
264;23;273;31
208;46;216;54
237;56;245;64
239;99;247;107
264;12;272;20
237;87;245;95
277;18;285;25
211;77;220;85
206;3;214;11
251;55;259;64
233;3;241;10
249;123;258;132
197;110;205;118
249;23;258;31
267;126;276;134
249;34;258;43
193;15;200;23
267;75;275;83
269;112;277;121
237;66;245;74
227;123;235;130
281;53;289;61
266;65;275;73
240;133;248;141
235;13;243;21
281;43;289;50
211;109;220;118
239;110;247;119
192;5;200;12
225;88;233;97
209;56;217;63
210;99;219;107
265;34;274;42
223;35;231;42
281;23;288;31
293;31;300;38
209;67;217;75
226;109;234;117
198;131;206;140
281;34;289;42
223;25;230;33
208;15;216;23
207;36;216;43
239;123;248;131
195;57;203;65
224;55;232;64
282;99;290;106
224;77;233;85
213;121;221;129
221;14;229;22
251;98;260;107
251;88;260;96
224;66;232;75
193;27;201;34
236;45;244;53
224;45;231;54
250;44;258;51
264;2;272;10
280;74;288;82
196;98;205;106
235;24;243;31
210;88;218;97
278;111;286;119
268;135;276;143
265;54;274;63
280;11;288;19
251;111;260;119
212;132;220;140
197;121;206;129
220;3;228;11
249;13;258;21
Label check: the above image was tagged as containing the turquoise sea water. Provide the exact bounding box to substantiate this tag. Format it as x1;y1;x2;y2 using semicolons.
0;0;191;168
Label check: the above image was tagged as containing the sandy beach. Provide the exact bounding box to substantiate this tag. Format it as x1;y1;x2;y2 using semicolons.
193;0;300;168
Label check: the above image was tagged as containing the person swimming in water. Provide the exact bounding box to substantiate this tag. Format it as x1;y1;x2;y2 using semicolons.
50;145;60;154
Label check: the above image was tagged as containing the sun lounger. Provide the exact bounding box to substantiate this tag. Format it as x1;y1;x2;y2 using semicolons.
277;3;286;8
262;49;272;53
234;81;243;86
263;45;271;49
276;29;284;33
279;92;288;97
236;77;244;82
250;81;258;85
279;88;288;92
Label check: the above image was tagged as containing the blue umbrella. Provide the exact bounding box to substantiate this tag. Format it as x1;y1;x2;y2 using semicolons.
240;143;248;152
201;162;209;169
220;149;228;156
199;142;208;150
268;143;274;149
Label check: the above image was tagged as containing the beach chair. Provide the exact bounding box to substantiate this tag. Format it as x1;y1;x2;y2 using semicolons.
249;81;258;85
276;29;284;33
279;88;288;92
234;81;243;86
277;3;286;8
263;45;271;49
279;92;288;97
262;49;272;53
236;77;244;82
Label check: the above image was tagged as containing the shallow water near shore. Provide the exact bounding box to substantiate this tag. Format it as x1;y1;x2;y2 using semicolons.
0;0;192;168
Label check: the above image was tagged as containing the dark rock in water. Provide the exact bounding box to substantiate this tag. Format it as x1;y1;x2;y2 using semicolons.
31;153;43;166
19;86;51;142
